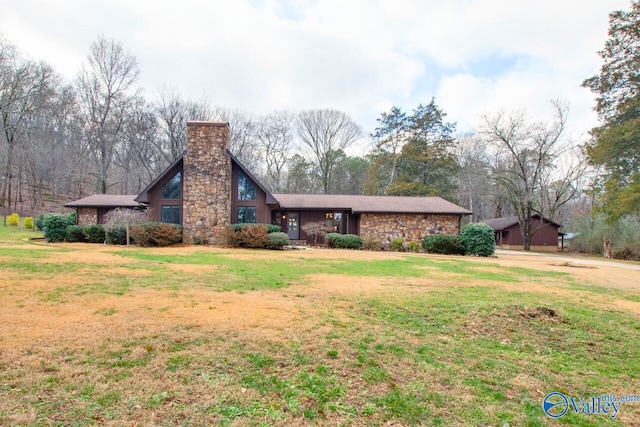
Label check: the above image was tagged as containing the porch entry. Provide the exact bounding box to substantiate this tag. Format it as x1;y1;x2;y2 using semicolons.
274;211;299;240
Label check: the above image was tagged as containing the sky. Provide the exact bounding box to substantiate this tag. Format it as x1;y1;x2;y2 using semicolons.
0;0;631;145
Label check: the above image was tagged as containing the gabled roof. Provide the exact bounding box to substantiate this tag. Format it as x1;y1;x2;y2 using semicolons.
228;151;278;205
134;149;278;205
273;194;472;215
135;154;184;203
64;194;143;208
481;214;561;231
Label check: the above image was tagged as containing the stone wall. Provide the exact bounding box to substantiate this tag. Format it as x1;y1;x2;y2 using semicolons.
360;213;461;244
182;122;231;244
76;208;97;226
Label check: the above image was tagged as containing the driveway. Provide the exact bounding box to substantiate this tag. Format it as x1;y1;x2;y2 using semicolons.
495;249;640;271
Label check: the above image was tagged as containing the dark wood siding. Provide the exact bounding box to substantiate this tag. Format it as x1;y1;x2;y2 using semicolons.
503;217;559;247
146;161;183;224
275;209;358;244
231;163;271;224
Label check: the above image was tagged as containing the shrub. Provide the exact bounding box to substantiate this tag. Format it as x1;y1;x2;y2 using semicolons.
362;237;383;251
422;234;462;255
612;244;640;261
65;225;86;242
237;225;269;248
130;222;182;247
43;213;76;242
83;225;106;243
230;223;281;234
7;213;19;226
408;242;421;253
333;234;363;249
460;223;495;257
391;237;404;252
266;232;290;250
35;214;46;231
105;226;128;245
325;233;341;248
24;216;34;229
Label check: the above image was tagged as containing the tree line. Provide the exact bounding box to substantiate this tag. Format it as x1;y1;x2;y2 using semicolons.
1;1;639;254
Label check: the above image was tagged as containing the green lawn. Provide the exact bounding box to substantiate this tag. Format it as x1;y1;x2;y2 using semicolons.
0;224;638;426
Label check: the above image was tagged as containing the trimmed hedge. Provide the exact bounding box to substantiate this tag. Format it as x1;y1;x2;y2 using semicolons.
226;224;290;249
65;225;86;242
422;234;463;255
7;213;19;226
24;217;34;229
105;227;128;245
230;223;281;234
331;234;363;249
43;213;76;242
325;233;341;248
130;222;182;247
460;223;495;257
83;225;106;243
266;232;290;250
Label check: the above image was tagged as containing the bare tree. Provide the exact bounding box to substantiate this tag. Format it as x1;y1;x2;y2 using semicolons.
480;101;585;250
212;107;261;171
454;133;494;222
154;86;212;164
103;207;149;245
301;220;330;245
255;111;294;192
296;109;362;194
76;36;140;194
1;36;58;219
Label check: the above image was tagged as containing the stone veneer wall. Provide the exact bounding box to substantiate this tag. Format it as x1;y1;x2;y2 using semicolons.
182;122;231;244
76;208;97;226
360;213;461;243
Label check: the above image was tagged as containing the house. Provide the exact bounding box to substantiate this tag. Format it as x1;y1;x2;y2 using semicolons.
65;194;145;225
65;121;471;245
482;214;562;252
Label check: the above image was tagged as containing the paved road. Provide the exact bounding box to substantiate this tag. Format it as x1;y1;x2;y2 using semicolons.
494;249;640;271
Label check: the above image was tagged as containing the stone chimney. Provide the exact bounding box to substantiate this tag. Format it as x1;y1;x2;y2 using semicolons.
182;121;231;244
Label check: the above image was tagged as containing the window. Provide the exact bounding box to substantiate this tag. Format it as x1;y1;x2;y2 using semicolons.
161;206;180;224
162;172;181;199
238;171;257;201
237;207;256;224
326;212;343;233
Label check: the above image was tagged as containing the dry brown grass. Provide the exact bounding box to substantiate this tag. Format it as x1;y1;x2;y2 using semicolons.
1;237;639;425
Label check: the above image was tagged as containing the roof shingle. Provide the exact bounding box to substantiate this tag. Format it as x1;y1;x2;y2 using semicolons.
273;194;471;215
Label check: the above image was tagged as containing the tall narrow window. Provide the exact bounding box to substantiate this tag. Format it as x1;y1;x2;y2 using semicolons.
326;212;343;233
238;171;257;201
162;172;181;199
237;207;256;224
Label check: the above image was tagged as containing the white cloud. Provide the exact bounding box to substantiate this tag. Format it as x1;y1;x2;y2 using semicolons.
0;0;630;137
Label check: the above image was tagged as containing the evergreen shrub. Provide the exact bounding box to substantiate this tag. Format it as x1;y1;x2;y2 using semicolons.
266;232;290;250
460;223;495;257
83;225;105;243
105;227;127;245
333;234;363;249
422;234;462;255
65;225;86;242
24;217;34;229
43;213;76;242
7;213;19;226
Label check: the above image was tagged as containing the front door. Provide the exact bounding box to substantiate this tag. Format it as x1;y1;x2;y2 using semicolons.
286;212;299;240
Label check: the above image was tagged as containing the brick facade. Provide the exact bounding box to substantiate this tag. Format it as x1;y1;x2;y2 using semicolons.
360;213;461;244
77;207;98;226
182;122;232;244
